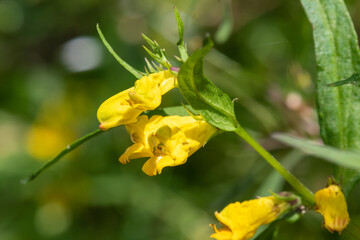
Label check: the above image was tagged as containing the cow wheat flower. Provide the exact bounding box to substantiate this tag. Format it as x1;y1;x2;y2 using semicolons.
97;70;176;131
210;196;291;240
119;115;217;176
314;184;350;233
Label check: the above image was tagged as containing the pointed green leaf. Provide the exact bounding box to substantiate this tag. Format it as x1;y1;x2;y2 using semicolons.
144;58;157;73
274;134;360;174
300;0;360;194
328;73;360;87
174;7;188;62
177;37;239;131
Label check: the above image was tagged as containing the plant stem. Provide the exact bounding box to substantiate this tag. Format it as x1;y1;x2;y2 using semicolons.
22;128;104;184
96;24;145;78
234;127;315;206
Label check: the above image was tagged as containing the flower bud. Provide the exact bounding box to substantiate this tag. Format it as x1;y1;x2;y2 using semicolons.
314;184;350;233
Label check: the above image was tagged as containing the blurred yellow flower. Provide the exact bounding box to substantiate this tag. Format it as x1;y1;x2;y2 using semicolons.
97;70;176;131
210;196;290;240
25;98;80;161
314;184;350;233
26;125;73;160
119;115;217;176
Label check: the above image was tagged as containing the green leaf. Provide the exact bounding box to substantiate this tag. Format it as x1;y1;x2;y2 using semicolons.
96;24;144;79
300;0;360;194
177;37;239;131
174;7;188;62
273;134;360;190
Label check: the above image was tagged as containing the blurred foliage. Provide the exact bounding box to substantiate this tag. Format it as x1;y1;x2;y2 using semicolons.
1;0;360;239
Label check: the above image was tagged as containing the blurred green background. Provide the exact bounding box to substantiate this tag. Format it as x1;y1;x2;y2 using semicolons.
1;0;360;239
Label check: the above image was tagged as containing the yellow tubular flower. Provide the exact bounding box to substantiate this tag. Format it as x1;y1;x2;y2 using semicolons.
97;71;176;131
97;88;143;131
314;184;350;233
119;115;218;176
129;70;176;110
26;125;73;161
210;196;290;240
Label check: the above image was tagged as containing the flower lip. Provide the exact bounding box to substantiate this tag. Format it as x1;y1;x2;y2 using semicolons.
119;115;218;176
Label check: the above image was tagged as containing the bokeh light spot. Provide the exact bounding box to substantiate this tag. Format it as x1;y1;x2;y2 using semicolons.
35;202;71;236
60;36;103;72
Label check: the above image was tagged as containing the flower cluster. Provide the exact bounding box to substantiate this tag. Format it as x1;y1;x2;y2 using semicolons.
97;70;217;175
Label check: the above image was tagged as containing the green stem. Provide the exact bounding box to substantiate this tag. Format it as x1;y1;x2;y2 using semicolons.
96;24;145;78
22;128;104;184
234;127;315;206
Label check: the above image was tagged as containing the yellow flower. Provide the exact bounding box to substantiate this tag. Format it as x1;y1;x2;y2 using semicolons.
97;70;176;131
128;70;176;110
25;98;79;161
210;196;290;240
97;88;143;131
314;184;350;233
26;125;73;161
119;115;217;176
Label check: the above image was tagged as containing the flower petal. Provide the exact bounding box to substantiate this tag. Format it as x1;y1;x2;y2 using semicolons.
119;143;151;164
210;224;233;240
129;71;176;110
126;115;164;149
142;155;174;176
97;88;143;131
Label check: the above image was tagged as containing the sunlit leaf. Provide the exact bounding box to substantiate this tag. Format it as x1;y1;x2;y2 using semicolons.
177;37;239;131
